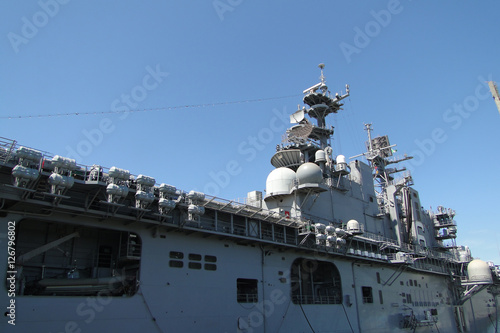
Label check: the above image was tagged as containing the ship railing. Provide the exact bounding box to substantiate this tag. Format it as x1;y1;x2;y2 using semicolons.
299;213;343;229
427;247;457;261
291;295;341;305
0;137;18;164
0;137;111;183
459;276;472;284
389;170;413;187
412;259;450;274
389;240;460;264
0;137;54;165
433;219;457;228
357;230;399;247
0;136;307;228
237;293;258;303
198;210;297;245
202;194;305;227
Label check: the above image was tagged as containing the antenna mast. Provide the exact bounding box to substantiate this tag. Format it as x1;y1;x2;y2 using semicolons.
488;81;500;115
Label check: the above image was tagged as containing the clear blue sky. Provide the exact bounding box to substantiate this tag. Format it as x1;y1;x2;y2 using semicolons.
1;1;499;263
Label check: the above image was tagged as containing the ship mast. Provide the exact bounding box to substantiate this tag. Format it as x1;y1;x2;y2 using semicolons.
351;124;412;193
271;64;349;174
300;63;350;150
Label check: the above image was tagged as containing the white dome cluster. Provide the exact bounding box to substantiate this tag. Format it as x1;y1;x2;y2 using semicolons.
266;162;323;198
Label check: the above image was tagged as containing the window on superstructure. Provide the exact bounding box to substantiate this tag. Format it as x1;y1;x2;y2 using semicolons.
188;254;202;269
205;255;217;263
170;251;183;259
204;255;217;271
189;253;201;261
362;286;373;304
188;262;202;269
169;251;184;268
204;263;217;271
417;226;424;235
290;258;342;305
237;278;258;303
169;260;183;268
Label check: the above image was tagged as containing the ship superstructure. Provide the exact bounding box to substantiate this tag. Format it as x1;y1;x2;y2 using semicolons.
0;65;499;332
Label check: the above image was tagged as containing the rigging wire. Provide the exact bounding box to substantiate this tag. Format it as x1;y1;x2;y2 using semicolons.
1;94;302;120
138;289;164;333
298;301;316;333
433;316;441;333
275;298;292;332
341;302;355;333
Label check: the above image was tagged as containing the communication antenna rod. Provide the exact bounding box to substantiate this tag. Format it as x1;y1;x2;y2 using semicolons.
319;63;326;84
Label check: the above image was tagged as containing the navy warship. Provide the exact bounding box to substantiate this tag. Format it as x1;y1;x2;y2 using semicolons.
1;65;499;332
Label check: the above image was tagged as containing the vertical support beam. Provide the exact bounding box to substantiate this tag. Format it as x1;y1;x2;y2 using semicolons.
245;217;248;237
214;210;218;232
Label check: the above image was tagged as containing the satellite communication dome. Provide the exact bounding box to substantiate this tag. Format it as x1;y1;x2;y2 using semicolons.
337;155;347;164
467;259;493;284
346;219;362;234
266;167;296;197
296;162;322;185
315;150;326;162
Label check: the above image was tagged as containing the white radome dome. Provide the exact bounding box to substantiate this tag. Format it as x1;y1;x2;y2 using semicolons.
467;259;493;284
266;167;296;196
296;162;322;184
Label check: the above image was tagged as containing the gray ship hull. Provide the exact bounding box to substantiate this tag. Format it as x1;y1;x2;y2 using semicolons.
0;210;497;332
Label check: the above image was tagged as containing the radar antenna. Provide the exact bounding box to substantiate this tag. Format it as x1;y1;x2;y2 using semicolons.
350;124;413;196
